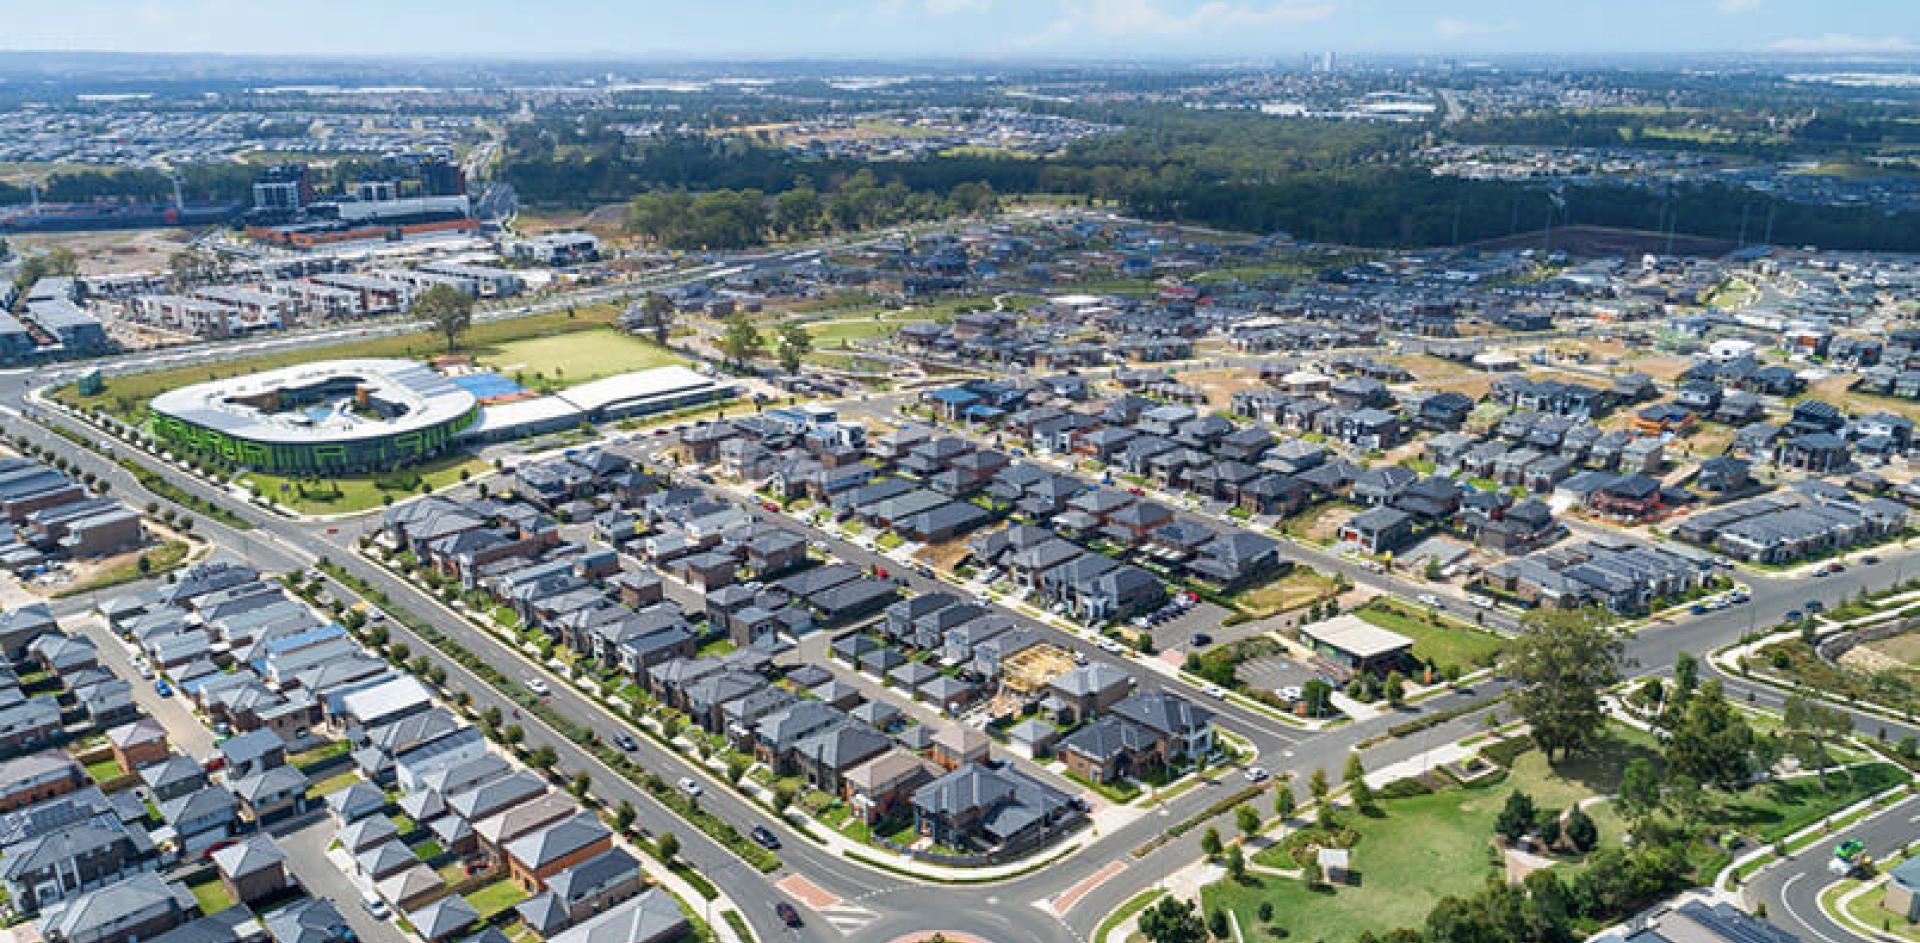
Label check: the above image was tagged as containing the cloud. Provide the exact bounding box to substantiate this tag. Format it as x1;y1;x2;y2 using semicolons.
1435;17;1516;38
1767;32;1918;54
924;0;991;12
1715;0;1761;13
1024;0;1335;45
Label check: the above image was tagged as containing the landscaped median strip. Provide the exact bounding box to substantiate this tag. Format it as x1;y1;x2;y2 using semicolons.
37;415;256;531
313;558;782;874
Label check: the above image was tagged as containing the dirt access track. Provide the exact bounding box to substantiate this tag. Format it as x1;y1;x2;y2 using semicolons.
1468;225;1736;259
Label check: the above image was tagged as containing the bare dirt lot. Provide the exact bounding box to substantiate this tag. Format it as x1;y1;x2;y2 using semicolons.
1182;368;1270;410
11;227;198;276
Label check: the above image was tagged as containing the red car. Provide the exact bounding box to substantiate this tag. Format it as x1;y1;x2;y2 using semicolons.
1128;487;1146;496
873;566;889;579
762;501;780;512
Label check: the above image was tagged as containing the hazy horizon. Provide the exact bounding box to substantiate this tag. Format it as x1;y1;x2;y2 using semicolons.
2;1;1915;62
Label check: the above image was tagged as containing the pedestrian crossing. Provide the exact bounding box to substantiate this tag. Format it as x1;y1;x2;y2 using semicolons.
816;901;880;934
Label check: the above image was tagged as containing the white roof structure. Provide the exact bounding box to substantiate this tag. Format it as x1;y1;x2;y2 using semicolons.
555;365;720;414
151;358;475;446
1300;613;1414;661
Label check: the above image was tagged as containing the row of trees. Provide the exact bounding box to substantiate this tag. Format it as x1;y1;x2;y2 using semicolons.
623;170;1000;249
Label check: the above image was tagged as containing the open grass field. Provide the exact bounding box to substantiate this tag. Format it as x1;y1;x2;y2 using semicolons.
244;453;491;515
1353;598;1508;670
474;327;687;387
58;306;626;423
804;312;937;346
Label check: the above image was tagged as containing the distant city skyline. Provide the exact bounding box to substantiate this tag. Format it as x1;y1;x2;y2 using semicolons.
3;0;1917;61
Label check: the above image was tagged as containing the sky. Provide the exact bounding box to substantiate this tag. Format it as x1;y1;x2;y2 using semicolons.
4;0;1918;61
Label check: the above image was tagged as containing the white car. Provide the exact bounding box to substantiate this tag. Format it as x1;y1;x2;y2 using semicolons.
525;677;550;697
1468;594;1496;609
677;777;703;797
1416;593;1441;607
1205;684;1229;699
1244;767;1271;783
361;895;390;920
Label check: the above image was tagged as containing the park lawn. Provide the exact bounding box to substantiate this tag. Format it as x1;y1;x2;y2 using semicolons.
1229;785;1516;943
803;312;937;345
1353;598;1508;670
244;453;490;515
1226;567;1341;619
187;875;236;915
466;879;530;919
58;306;624;423
474;328;687;388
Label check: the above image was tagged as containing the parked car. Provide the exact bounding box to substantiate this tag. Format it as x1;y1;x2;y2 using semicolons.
1190;633;1214;648
362;895;391;920
154;680;173;697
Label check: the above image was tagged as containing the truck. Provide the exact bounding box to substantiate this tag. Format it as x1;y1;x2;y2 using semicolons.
1829;839;1873;876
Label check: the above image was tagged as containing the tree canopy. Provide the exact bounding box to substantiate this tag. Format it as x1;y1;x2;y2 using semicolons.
1505;609;1622;761
412;284;475;352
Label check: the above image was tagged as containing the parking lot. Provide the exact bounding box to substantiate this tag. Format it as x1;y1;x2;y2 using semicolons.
1234;654;1325;703
1148;599;1237;653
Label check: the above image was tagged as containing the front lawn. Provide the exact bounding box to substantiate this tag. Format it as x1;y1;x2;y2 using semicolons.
1352;598;1508;671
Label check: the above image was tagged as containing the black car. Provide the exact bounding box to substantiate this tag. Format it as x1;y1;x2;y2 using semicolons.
751;826;781;849
614;734;638;752
1190;633;1213;648
776;902;803;928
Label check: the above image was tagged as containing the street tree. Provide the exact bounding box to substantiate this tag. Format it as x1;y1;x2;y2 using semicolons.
1505;608;1622;761
1236;804;1261;837
1200;827;1222;859
413;284;474;352
719;312;765;368
776;323;812;374
636;293;675;345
